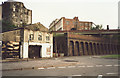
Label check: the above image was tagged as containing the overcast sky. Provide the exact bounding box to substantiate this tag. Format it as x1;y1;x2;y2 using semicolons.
1;0;119;29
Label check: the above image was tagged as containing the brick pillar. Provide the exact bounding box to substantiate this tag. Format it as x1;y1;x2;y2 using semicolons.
99;44;103;55
88;43;92;55
114;45;118;54
102;43;105;55
101;44;104;55
85;42;89;55
117;44;120;54
84;42;88;55
93;43;97;55
79;42;83;56
92;43;95;55
106;44;109;54
111;44;114;54
69;41;74;56
74;41;78;56
95;43;99;55
109;44;112;54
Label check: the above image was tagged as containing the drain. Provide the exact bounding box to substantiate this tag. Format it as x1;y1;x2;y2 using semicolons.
64;60;78;62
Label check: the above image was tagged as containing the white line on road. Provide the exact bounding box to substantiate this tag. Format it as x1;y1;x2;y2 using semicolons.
78;66;85;67
47;67;55;69
68;66;76;68
105;65;112;67
87;66;94;67
72;75;82;76
106;73;117;75
96;65;103;67
97;75;103;78
58;66;66;69
114;65;120;66
38;68;45;70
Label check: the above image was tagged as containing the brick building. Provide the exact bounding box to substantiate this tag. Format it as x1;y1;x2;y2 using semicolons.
49;17;93;31
2;1;32;27
2;22;53;59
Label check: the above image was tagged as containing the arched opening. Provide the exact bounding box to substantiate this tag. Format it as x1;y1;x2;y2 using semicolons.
75;41;80;56
85;42;89;55
100;44;103;55
80;42;84;55
70;41;74;56
93;43;97;55
89;43;93;55
97;43;100;55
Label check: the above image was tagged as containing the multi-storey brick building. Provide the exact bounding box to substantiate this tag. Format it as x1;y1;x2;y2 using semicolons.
2;1;32;27
49;17;93;31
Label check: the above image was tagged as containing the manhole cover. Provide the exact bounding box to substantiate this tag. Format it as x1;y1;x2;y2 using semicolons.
64;60;78;62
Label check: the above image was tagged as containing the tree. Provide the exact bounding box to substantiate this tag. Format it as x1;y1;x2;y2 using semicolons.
91;24;103;30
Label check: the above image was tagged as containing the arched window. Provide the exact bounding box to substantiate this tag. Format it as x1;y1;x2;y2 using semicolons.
38;33;42;41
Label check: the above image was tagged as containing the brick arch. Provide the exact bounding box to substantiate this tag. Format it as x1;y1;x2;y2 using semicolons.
89;42;93;55
75;41;80;56
85;42;89;55
80;42;85;55
93;43;97;55
69;41;74;56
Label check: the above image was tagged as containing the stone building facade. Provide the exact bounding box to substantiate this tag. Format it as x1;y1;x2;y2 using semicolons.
49;17;93;31
2;22;53;59
53;30;120;56
2;1;32;27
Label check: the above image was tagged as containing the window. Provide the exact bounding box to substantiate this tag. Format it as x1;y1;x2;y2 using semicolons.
66;21;69;25
13;13;15;17
38;35;42;41
89;23;92;26
85;27;88;30
80;23;83;26
29;34;34;40
85;23;89;26
46;36;50;41
13;8;15;11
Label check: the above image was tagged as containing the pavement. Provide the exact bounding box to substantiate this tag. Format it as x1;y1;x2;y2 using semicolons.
2;56;80;71
1;55;119;71
2;55;119;77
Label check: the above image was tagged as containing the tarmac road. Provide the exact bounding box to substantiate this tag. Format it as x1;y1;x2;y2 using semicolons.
2;56;120;77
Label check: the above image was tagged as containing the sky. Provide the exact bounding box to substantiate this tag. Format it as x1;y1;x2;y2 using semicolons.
0;0;120;29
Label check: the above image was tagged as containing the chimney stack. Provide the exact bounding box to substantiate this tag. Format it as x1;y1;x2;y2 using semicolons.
107;25;109;30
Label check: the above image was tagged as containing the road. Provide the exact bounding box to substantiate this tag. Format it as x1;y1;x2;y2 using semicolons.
2;56;120;77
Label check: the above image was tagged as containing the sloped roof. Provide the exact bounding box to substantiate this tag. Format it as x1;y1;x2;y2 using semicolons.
24;22;49;32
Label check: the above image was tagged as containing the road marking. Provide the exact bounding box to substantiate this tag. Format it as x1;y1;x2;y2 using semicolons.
114;65;120;66
72;75;82;76
68;66;76;68
97;75;103;78
96;65;103;67
58;66;66;69
38;68;45;70
106;73;117;75
87;66;94;67
105;65;112;67
47;67;55;69
78;66;85;67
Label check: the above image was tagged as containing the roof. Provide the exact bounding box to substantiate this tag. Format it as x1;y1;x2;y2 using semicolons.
2;22;49;33
51;29;120;35
24;22;49;32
